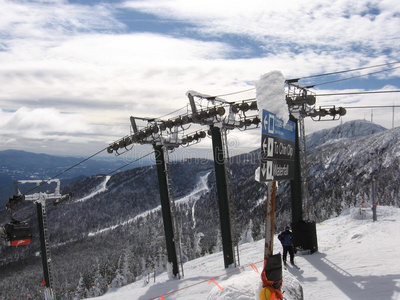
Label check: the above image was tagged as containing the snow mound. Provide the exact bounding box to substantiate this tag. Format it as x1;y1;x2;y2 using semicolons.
207;272;259;300
255;71;288;123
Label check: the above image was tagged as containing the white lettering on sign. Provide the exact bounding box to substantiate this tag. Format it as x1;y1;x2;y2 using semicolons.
284;122;294;132
268;114;275;134
273;141;294;158
275;117;283;128
268;138;274;157
273;164;289;176
266;161;273;180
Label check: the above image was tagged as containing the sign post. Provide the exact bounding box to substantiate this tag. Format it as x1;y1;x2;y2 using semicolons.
259;110;296;300
260;109;296;258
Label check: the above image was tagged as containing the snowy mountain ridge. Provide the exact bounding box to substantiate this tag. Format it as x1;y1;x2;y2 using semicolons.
305;124;400;221
306;119;386;150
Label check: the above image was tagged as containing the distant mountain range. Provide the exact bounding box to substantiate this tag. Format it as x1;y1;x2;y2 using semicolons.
305;120;399;220
0;150;152;210
1;119;399;300
306;120;387;150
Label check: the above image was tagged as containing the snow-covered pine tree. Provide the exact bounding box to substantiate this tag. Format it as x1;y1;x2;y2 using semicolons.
73;274;87;300
121;249;134;284
212;229;222;253
156;250;166;275
89;263;107;297
193;232;204;257
110;255;128;288
239;219;254;245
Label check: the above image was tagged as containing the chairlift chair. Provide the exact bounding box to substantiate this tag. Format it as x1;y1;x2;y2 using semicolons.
3;220;32;246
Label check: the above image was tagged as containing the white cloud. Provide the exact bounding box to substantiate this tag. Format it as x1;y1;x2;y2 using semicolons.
0;31;237;122
0;0;124;39
122;0;400;56
0;0;398;156
1;107;91;137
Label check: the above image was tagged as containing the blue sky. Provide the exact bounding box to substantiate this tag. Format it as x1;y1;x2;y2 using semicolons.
0;0;399;157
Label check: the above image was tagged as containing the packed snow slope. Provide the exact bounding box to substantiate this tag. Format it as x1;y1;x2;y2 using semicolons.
89;205;400;300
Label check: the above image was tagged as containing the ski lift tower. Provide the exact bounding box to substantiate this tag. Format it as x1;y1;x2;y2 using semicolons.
187;91;260;268
108;115;211;279
13;179;68;300
286;81;346;253
285;82;316;222
107;93;260;272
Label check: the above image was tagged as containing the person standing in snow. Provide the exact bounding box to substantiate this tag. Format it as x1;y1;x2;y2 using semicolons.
278;226;295;265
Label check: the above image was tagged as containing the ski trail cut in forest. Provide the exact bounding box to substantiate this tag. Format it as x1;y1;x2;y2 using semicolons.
175;171;210;228
88;172;211;237
75;176;111;203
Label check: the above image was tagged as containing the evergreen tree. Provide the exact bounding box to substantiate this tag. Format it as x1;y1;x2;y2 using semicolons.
239;219;254;245
89;264;107;297
213;229;222;253
193;232;204;257
121;249;134;284
73;274;86;300
110;255;127;288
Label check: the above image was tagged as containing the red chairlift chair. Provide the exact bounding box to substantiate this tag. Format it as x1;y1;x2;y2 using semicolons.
3;220;32;246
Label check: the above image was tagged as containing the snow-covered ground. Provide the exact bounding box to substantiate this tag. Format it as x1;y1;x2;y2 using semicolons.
88;205;400;300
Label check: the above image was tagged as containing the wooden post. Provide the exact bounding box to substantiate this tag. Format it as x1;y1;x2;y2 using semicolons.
264;181;277;258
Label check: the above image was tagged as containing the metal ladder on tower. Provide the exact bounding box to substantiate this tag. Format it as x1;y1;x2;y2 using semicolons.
163;148;184;278
38;197;56;300
298;115;311;220
41;200;54;288
220;128;240;267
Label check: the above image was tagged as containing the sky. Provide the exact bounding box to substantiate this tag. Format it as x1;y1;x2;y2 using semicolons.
0;0;400;158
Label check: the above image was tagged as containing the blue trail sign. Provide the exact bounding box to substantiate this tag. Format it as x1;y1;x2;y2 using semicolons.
260;110;296;182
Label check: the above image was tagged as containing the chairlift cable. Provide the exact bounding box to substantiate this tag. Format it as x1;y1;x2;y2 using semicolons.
211;61;400;97
23;147;109;196
233;90;400;101
55;151;156;205
315;90;400;96
104;151;155;176
291;60;400;81
305;66;400;88
215;87;256;97
157;105;188;119
328;105;400;109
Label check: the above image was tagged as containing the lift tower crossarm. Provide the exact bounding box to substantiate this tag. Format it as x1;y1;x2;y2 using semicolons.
186;90;230;104
15;179;62;202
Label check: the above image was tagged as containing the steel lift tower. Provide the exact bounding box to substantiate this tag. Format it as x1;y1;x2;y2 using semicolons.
286;81;346;253
12;179;69;300
107;92;260;273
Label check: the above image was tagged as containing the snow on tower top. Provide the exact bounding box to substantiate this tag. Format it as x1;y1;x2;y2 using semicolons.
255;71;288;123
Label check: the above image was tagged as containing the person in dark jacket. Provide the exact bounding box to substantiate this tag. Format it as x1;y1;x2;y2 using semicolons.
278;226;294;265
